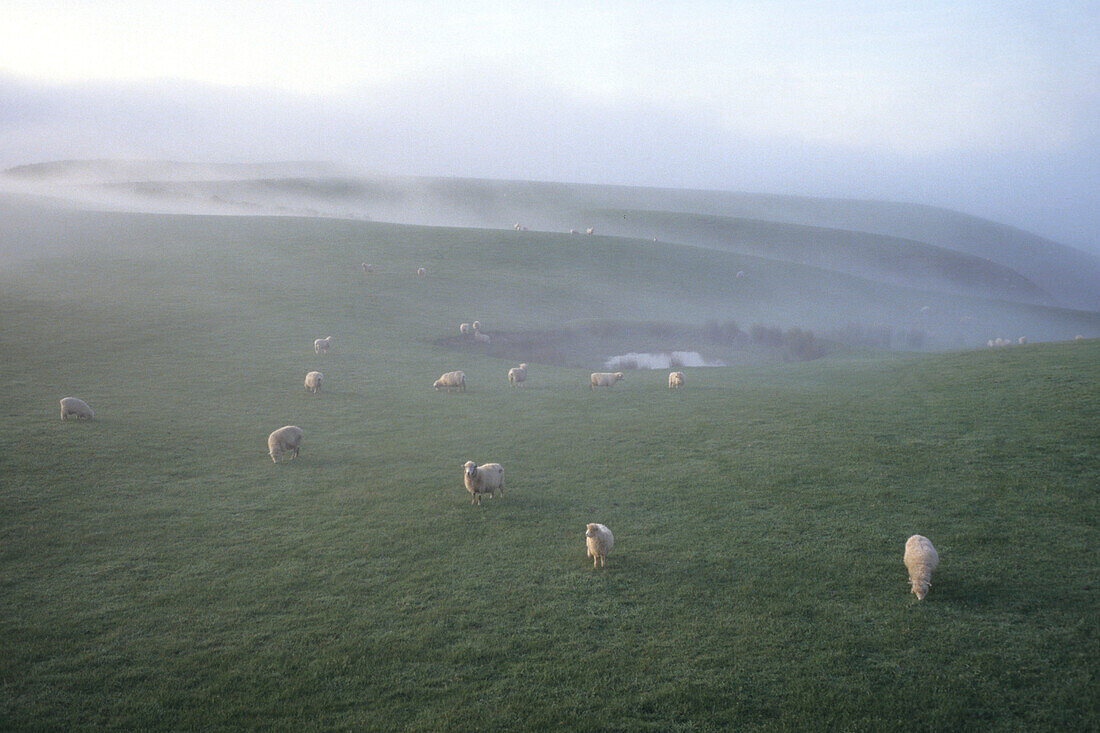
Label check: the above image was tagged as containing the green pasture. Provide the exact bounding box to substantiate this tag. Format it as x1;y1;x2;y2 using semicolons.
1;203;1097;729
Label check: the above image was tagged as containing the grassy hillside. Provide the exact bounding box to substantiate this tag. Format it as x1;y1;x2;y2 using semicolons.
1;200;1098;730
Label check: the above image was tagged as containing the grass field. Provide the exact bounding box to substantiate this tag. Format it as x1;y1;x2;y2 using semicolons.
1;198;1098;729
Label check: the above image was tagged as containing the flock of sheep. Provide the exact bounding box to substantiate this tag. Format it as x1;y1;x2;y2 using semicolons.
73;251;1100;594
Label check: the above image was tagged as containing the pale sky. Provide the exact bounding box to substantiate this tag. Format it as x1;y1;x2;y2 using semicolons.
1;1;1097;248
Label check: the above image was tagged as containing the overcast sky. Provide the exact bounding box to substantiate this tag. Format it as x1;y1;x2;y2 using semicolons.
1;1;1097;251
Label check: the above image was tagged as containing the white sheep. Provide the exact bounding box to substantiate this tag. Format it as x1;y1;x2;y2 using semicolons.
585;523;614;568
1076;334;1084;340
417;267;427;277
472;320;481;332
585;227;595;235
590;372;624;390
361;262;374;274
668;371;685;389
59;396;93;421
514;223;522;231
987;339;995;348
460;323;472;336
314;336;333;354
904;534;939;601
434;370;466;392
735;270;745;279
464;460;504;505
304;371;323;393
569;229;578;235
508;363;528;387
268;425;303;464
473;331;491;345
1017;336;1027;345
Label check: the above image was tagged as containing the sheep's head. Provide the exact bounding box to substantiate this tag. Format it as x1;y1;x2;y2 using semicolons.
464;461;478;478
615;372;624;380
519;363;528;369
912;580;930;601
585;524;598;538
433;380;443;389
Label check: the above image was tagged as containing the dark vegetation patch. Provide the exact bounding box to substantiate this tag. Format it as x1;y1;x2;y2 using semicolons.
434;319;833;368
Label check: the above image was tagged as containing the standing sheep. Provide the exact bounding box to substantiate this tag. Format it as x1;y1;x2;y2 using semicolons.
460;323;472;336
314;336;333;354
434;371;466;392
668;371;685;389
417;267;427;277
268;425;303;464
361;262;375;274
1018;336;1027;345
507;363;528;387
590;372;624;390
463;460;504;505
585;523;614;568
59;396;94;421
304;371;323;393
473;331;491;345
904;534;939;601
472;320;481;332
585;227;595;235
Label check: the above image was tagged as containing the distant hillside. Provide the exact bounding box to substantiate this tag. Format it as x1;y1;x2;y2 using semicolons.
3;160;1097;313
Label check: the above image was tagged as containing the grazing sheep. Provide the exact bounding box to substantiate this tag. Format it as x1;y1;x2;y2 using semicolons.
920;305;931;314
463;460;504;505
460;323;472;336
585;523;614;568
585;227;595;235
668;371;685;389
268;425;303;464
361;262;374;274
59;396;93;421
590;372;624;390
304;371;323;393
508;363;528;387
434;370;466;392
904;534;939;601
314;336;333;354
473;331;491;344
417;267;427;277
735;270;745;279
1018;336;1027;345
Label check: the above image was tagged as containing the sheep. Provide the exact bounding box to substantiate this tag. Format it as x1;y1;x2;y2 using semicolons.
735;270;745;279
590;372;624;390
361;262;374;274
1076;334;1084;340
668;371;685;389
314;336;333;354
304;371;323;393
585;227;595;235
1018;336;1027;345
268;425;303;464
464;460;504;505
569;229;578;235
434;370;466;392
460;323;472;336
987;339;995;348
903;534;939;601
472;320;481;332
59;396;93;421
417;267;427;277
585;523;614;568
514;223;522;231
473;331;491;344
920;305;931;314
508;363;528;387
